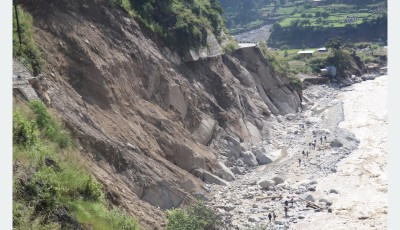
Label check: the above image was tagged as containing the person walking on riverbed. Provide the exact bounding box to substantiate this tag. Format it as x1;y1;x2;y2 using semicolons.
320;136;323;144
268;213;272;222
298;158;301;166
272;211;277;221
284;206;288;217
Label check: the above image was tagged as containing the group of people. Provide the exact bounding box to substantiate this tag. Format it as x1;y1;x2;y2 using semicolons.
298;135;328;166
267;198;295;223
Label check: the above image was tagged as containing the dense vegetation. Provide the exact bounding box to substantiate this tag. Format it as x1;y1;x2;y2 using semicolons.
13;6;43;75
13;99;139;229
218;0;387;46
113;0;225;54
268;12;387;48
166;202;223;230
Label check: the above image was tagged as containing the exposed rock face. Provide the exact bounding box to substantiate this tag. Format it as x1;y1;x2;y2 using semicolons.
23;0;301;228
233;47;302;115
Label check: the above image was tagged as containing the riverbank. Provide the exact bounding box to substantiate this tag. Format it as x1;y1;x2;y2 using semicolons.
206;74;387;229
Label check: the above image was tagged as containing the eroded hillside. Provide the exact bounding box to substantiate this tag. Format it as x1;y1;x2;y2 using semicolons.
22;0;301;228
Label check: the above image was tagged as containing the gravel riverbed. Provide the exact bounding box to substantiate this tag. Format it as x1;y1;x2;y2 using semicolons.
206;75;388;230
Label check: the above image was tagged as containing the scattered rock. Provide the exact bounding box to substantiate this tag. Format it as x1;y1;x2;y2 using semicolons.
329;189;339;194
248;217;260;222
304;194;315;202
231;166;244;175
307;184;316;192
305;117;322;124
319;198;333;206
330;139;343;148
240;151;258;166
285;113;296;121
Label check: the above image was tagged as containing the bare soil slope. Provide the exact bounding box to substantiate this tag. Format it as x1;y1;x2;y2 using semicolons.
23;0;301;228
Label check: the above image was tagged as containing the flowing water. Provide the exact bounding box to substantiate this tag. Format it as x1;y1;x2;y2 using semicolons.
294;76;388;229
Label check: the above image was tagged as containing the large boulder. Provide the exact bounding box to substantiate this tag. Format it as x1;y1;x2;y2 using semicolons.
193;169;229;186
272;176;285;185
306;116;322;125
245;121;262;146
142;180;186;210
220;135;242;159
304;194;315;202
258;178;276;189
252;146;273;165
191;116;217;145
240;151;258;166
255;151;272;165
216;162;236;181
267;149;283;162
330;139;343;148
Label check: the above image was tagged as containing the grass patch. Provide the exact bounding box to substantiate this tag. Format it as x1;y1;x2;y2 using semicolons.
13;99;139;229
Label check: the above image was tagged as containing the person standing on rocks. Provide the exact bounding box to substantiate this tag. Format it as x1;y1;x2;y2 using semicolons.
298;158;301;166
268;213;272;222
302;150;305;156
306;151;309;158
272;211;277;221
291;197;294;207
284;206;288;217
324;135;327;142
320;136;323;144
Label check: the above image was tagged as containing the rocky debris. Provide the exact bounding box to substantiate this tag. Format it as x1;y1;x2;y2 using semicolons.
319;198;333;206
241;151;258;167
248;216;260;222
204;76;385;229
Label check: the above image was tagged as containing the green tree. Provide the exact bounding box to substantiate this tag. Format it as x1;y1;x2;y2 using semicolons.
325;36;344;50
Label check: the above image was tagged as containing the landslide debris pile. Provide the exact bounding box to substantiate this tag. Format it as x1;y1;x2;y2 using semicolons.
20;0;301;228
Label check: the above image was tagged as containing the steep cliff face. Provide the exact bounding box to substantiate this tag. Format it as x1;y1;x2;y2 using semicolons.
24;0;301;228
